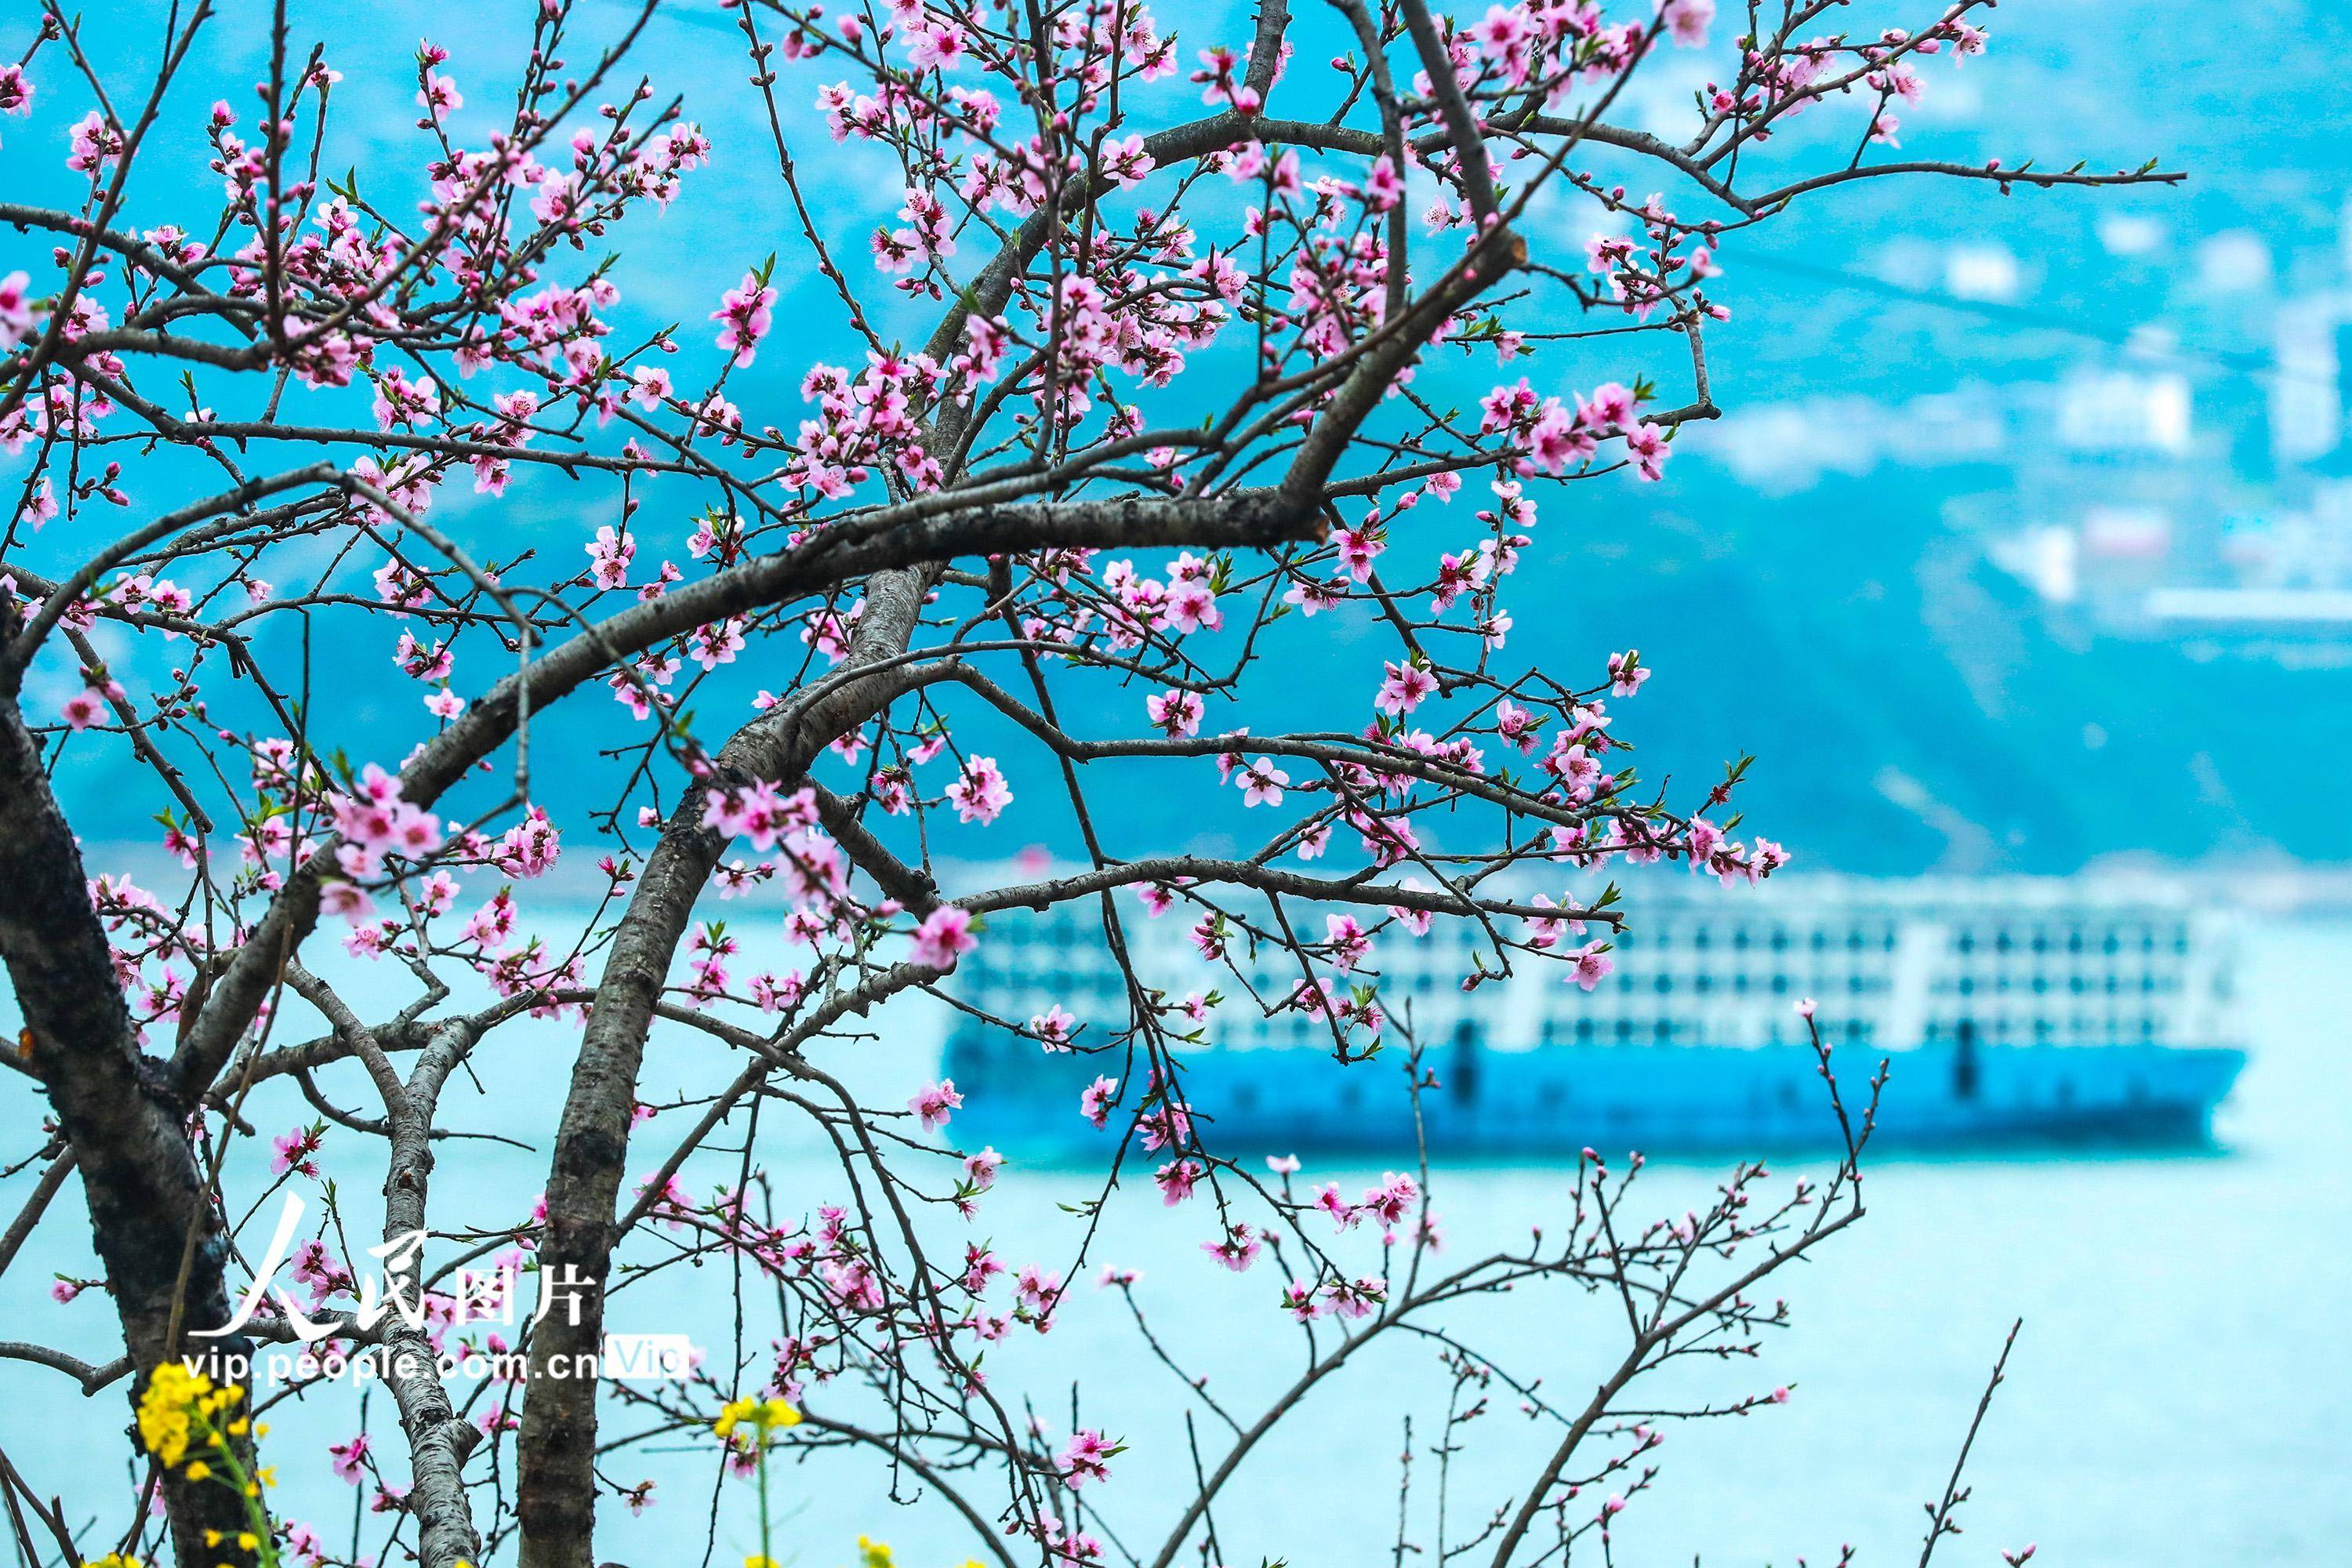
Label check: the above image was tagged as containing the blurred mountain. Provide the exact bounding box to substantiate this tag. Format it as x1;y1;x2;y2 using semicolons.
1496;466;2339;874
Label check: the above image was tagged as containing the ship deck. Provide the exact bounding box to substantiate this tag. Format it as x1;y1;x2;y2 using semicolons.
942;1034;2248;1157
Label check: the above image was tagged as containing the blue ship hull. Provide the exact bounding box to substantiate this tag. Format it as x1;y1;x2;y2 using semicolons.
942;1032;2247;1157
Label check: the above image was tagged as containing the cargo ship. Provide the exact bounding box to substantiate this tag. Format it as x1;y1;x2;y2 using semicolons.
941;877;2246;1155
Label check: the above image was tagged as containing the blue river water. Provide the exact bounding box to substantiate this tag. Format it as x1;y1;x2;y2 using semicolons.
3;918;2346;1567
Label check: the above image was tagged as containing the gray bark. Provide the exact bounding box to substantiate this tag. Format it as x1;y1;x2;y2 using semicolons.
0;681;263;1568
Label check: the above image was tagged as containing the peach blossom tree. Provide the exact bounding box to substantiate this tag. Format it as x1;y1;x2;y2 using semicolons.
0;2;2162;1566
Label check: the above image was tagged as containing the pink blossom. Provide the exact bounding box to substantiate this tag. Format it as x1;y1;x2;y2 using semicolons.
1313;1183;1357;1229
1622;421;1669;481
328;763;444;862
328;1433;371;1485
0;270;34;351
909;1078;963;1133
1570;944;1615;992
1147;688;1203;738
1201;1222;1264;1272
945;756;1013;824
906;23;968;72
1357;1171;1420;1230
586;525;635;590
0;65;31;125
1029;1004;1077;1050
66;111;124;175
1374;659;1438;716
60;688;107;731
711;270;777;367
912;905;978;970
1154;1158;1203;1206
1235;758;1289;808
416;73;463;115
1607;649;1650;697
319;880;375;924
1324;913;1370;971
270;1125;325;1178
1059;1428;1117;1486
1659;0;1714;47
1014;1263;1062;1312
1098;133;1154;191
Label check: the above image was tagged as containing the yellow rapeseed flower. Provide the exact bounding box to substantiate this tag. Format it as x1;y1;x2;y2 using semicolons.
856;1534;893;1568
183;1462;210;1483
136;1363;212;1467
714;1395;801;1444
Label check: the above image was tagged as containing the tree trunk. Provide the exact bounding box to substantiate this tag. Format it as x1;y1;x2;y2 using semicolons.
0;693;263;1568
515;564;939;1568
